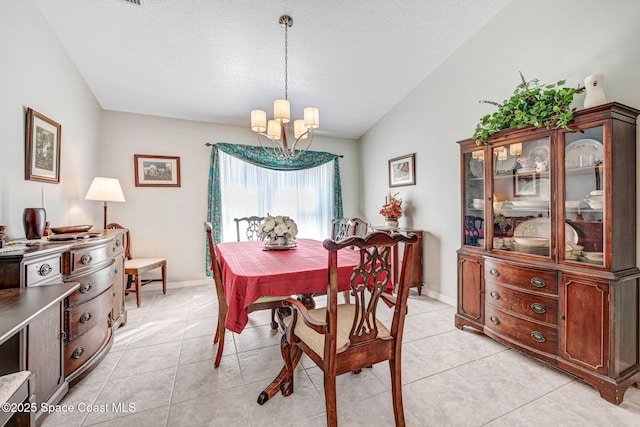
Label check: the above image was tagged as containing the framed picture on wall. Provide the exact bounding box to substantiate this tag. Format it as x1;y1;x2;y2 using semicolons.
134;155;181;187
388;153;416;187
25;108;61;183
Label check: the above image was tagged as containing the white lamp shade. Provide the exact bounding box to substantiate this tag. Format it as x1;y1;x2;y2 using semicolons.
85;177;126;202
294;120;308;139
267;120;282;139
509;143;523;156
251;110;267;133
274;99;290;124
304;107;319;129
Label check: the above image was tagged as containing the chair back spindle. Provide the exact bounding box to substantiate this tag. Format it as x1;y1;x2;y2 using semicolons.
234;216;265;242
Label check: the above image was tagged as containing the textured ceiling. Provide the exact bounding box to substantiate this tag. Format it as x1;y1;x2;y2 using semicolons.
33;0;511;139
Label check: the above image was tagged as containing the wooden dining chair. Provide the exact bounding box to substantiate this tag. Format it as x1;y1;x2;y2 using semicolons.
331;217;368;241
278;231;417;427
107;223;167;308
234;216;265;241
205;222;290;368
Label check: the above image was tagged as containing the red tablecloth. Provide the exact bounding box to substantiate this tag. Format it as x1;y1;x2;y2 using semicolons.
215;238;361;333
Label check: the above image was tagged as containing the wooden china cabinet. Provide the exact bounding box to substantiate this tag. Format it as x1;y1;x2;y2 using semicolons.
455;102;640;405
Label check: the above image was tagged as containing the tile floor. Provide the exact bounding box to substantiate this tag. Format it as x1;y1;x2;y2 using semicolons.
42;282;640;426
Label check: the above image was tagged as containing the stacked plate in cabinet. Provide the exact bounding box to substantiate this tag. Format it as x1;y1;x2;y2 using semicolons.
513;218;578;256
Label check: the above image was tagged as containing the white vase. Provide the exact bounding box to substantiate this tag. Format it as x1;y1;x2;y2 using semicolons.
583;74;606;109
275;236;288;245
385;220;398;228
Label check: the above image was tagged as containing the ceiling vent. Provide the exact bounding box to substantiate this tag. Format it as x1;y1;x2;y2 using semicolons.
117;0;142;6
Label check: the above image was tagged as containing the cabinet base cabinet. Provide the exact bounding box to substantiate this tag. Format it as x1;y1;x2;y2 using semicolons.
456;253;640;405
27;298;68;425
455;253;483;330
558;274;640;405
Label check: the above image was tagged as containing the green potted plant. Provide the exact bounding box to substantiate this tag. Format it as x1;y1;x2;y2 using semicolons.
473;72;585;145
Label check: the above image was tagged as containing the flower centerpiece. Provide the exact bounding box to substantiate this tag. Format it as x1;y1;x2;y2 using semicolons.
257;214;298;247
379;193;402;227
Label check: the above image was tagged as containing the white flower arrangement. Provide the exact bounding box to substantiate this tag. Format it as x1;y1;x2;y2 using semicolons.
257;214;298;242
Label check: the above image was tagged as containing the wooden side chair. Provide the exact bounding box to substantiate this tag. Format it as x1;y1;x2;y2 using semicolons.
234;216;265;241
0;371;35;427
331;217;369;241
279;231;418;427
205;222;290;368
107;223;167;308
329;217;370;303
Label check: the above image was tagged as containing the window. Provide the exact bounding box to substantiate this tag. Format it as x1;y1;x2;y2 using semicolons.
219;151;334;241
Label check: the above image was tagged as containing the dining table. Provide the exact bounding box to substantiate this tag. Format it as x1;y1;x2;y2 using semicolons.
214;237;362;334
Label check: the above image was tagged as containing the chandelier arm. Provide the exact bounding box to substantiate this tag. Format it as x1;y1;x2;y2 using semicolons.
256;133;281;156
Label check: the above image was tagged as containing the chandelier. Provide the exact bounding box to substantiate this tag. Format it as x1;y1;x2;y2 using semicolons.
250;15;319;159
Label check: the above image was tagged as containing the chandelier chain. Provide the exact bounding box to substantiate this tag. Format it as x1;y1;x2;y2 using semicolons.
284;22;288;100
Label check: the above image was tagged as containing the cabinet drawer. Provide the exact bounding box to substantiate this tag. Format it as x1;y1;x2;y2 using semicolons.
485;282;558;326
485;304;558;355
111;233;125;256
66;242;112;275
65;287;113;342
66;260;115;307
24;254;63;286
65;317;111;377
484;259;558;296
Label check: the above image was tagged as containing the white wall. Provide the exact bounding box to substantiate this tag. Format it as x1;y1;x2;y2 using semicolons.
359;0;640;304
101;111;359;281
0;1;103;238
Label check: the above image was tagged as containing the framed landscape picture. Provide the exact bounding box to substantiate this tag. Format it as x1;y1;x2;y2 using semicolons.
25;108;61;183
134;155;181;187
388;153;416;187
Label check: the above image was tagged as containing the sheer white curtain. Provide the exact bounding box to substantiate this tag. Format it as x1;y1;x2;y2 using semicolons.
219;151;334;242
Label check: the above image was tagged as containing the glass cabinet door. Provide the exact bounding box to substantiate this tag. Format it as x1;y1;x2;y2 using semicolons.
562;125;604;266
491;137;552;258
463;149;485;248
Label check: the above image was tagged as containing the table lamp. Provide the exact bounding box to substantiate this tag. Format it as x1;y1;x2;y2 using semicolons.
85;177;126;229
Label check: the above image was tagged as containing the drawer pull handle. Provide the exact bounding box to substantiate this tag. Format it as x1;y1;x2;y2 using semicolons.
531;277;546;288
38;263;53;276
489;290;500;300
81;254;93;265
115;240;122;247
80;283;92;293
80;312;93;323
489;268;500;277
489;315;500;325
531;303;546;314
531;331;546;343
72;347;84;359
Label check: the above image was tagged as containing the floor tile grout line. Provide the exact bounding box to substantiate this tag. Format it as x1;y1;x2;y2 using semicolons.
164;296;190;427
479;379;580;426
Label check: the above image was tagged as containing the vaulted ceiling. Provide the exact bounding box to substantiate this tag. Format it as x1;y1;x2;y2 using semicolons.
34;0;511;139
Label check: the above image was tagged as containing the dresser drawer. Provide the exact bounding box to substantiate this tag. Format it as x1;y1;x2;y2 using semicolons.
485;282;558;326
65;317;111;377
111;233;126;256
65;286;113;342
65;242;112;275
484;259;558;296
485;304;558;355
66;259;115;307
24;254;63;286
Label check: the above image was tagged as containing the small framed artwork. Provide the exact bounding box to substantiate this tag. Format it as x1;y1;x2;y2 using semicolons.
25;108;61;183
134;155;181;187
514;173;537;197
388;153;416;187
